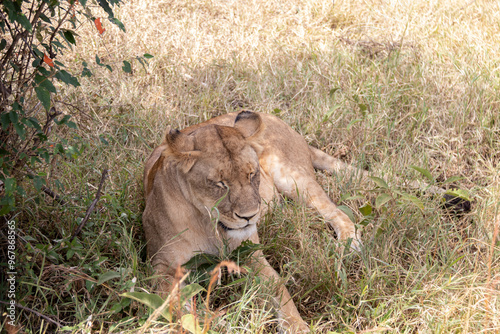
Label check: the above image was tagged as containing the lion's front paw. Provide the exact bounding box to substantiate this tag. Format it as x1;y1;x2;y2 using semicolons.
338;229;362;252
349;235;363;252
280;320;310;334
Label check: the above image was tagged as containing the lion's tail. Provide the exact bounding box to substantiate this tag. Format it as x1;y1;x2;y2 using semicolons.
308;145;447;197
309;146;368;179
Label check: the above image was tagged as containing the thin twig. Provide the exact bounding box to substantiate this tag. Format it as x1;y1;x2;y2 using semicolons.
47;4;73;58
24;165;67;205
53;99;92;119
0;300;64;327
41;185;67;205
70;169;109;242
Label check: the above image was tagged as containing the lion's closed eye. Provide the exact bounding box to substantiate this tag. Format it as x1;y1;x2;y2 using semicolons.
249;170;259;182
216;181;228;189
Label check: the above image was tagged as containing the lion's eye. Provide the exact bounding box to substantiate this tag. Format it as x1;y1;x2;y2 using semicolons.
249;171;257;180
216;181;227;189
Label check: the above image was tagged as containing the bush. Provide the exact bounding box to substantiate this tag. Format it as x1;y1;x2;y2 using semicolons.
0;0;125;215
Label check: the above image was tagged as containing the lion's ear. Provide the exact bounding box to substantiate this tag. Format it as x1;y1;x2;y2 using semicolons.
165;129;195;151
165;129;199;173
234;111;263;138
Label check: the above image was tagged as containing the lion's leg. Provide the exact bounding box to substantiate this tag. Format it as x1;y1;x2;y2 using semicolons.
296;176;361;250
249;251;310;333
309;146;368;180
152;263;178;298
268;159;361;249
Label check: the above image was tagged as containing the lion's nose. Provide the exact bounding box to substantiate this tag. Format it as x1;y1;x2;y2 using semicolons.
234;212;258;222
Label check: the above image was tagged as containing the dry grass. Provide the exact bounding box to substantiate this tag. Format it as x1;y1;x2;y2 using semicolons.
12;0;500;332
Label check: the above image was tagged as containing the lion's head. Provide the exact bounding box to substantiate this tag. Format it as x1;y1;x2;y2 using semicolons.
144;111;264;245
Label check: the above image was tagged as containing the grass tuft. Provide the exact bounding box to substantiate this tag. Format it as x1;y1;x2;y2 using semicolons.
8;0;499;332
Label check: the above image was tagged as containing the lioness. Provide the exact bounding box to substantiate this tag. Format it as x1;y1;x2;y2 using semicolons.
142;111;362;332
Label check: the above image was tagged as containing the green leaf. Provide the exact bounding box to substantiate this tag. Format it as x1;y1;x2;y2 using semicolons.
329;87;340;98
375;193;392;209
96;271;121;285
63;30;76;45
10;62;20;73
180;283;205;304
230;240;263;262
35;74;57;93
98;0;115;18
0;39;6;51
55;114;72;125
184;252;219;270
16;14;32;32
99;135;109;145
11;102;22;112
359;203;372;216
109;301;123;313
225;276;248;287
410;165;434;183
347;118;363;130
55;143;65;154
181;314;203;334
1;113;11;130
143;53;154;59
13;123;25;140
122;60;132;73
137;57;146;68
337;205;355;222
38;66;51;77
66;249;75;259
33;175;45;191
358;103;368;115
323;105;341;123
343;195;365;201
96;55;113;72
38;149;50;163
369;176;389;189
82;67;92;77
121;292;172;321
401;194;425;210
64;145;80;159
35;85;51;110
0;203;14;216
110;17;126;32
3;178;16;193
445;189;471;202
39;13;51;24
25;117;42;131
3;1;17;22
52;40;66;51
443;176;464;184
9;110;18;124
55;70;80;87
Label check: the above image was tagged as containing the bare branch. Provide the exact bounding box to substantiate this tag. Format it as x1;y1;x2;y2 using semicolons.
0;300;64;328
71;169;109;242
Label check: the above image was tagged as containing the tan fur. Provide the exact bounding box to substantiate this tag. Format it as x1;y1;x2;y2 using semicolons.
143;111;361;333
